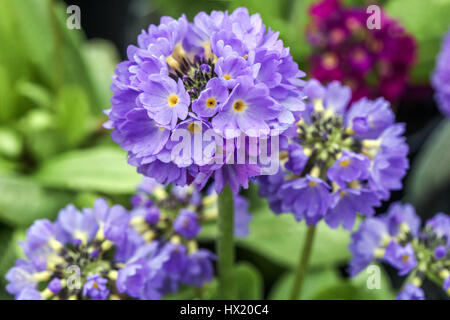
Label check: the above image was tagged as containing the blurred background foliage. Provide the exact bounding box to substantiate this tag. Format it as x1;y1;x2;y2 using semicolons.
0;0;449;299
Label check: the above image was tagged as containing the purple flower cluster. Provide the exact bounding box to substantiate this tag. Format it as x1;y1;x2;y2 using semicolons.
349;202;450;300
5;193;216;300
432;30;450;117
132;177;252;238
306;0;416;102
105;8;306;194
256;79;408;229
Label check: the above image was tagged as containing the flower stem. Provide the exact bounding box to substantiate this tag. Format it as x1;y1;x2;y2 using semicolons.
217;185;235;299
290;225;317;300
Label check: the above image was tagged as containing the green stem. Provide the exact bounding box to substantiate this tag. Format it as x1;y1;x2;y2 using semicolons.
217;185;235;299
290;225;317;300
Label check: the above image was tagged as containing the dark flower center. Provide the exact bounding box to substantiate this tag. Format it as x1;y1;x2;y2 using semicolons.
167;54;215;100
232;100;246;113
296;108;361;173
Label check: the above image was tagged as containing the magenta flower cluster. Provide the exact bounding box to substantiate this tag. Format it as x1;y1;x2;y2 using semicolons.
306;0;416;102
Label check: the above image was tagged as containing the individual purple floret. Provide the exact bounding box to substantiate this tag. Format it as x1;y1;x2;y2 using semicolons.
83;275;110;300
396;284;425;300
174;209;202;239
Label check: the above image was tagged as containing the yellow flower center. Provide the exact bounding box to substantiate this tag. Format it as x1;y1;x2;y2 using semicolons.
93;282;99;289
168;94;179;107
340;159;351;167
322;53;338;70
309;180;317;187
187;122;201;134
402;255;409;263
232;99;246;113
223;74;232;80
206;97;217;108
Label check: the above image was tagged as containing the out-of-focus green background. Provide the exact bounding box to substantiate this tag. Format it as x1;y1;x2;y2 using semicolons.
0;0;449;299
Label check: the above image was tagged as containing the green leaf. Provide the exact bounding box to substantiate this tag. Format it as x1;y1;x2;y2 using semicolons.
74;192;104;209
16;81;52;110
306;264;394;300
0;157;17;174
0;64;16;122
406;120;450;209
0;127;22;158
0;174;72;227
82;39;118;111
234;262;264;300
2;0;54;84
54;85;93;147
269;268;341;300
34;146;142;194
350;264;395;300
385;0;450;82
26;129;67;161
200;203;352;268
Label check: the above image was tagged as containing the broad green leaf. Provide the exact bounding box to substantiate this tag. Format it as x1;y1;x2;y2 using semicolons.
3;0;110;113
74;192;104;209
0;157;17;174
0;174;72;227
54;85;93;147
0;1;30;79
26;130;67;161
350;264;395;300
234;262;264;299
34;146;142;194
385;0;450;82
2;0;54;84
18;110;63;161
200;203;352;268
0;65;16;122
0;127;22;158
406;120;450;209
16;81;52;110
269;268;341;300
82;40;119;111
308;264;395;300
